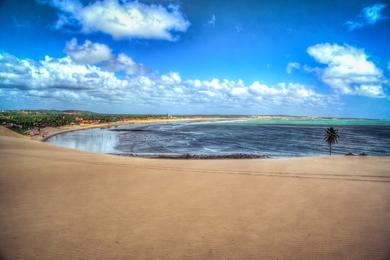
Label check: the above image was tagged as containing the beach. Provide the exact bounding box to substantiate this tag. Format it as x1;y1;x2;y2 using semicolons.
0;133;389;259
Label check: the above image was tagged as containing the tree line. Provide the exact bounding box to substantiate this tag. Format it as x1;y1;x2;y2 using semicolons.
0;110;165;132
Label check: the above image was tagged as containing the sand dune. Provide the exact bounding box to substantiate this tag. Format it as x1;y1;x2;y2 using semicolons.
0;136;389;259
0;126;26;139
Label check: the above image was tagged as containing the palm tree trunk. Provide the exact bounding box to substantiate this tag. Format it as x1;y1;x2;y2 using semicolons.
329;144;332;156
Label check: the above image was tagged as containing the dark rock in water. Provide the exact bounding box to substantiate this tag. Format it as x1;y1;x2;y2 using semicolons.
359;152;368;156
111;153;269;159
163;153;269;159
345;152;355;156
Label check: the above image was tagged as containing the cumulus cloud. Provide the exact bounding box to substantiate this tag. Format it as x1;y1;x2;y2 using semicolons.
64;38;148;74
230;87;248;97
38;0;190;40
0;40;333;110
104;53;148;75
0;53;128;102
307;43;386;97
345;3;388;31
286;62;300;74
65;38;112;64
161;72;181;84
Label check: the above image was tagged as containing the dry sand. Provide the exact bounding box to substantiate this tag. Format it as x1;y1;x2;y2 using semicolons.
0;135;389;259
0;126;26;139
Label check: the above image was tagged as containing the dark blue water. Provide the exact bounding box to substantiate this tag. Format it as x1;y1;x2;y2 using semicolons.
46;121;390;157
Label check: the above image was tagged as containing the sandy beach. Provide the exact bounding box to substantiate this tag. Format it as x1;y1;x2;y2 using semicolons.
0;133;389;259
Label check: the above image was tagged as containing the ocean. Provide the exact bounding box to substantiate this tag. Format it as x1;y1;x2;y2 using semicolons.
45;119;390;158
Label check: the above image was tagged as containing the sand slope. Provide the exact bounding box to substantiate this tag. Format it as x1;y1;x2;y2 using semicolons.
0;126;26;139
0;136;389;260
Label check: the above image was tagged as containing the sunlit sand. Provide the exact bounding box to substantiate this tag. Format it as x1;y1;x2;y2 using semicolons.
1;134;389;259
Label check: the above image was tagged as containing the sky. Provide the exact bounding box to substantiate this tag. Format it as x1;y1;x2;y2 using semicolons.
0;0;389;118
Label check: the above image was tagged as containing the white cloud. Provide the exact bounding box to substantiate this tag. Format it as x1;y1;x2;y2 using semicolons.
0;53;128;102
355;85;385;97
104;53;147;75
64;38;148;74
0;40;337;111
40;0;190;40
286;62;300;74
161;72;181;84
307;43;386;97
249;81;319;101
249;82;279;95
230;87;248;96
65;38;112;64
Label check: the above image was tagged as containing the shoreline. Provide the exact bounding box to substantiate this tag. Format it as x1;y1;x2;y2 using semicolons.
33;116;241;142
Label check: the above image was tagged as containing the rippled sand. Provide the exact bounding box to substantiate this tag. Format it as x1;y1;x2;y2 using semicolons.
0;135;389;259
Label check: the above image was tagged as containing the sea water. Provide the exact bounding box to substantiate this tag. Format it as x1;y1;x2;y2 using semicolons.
46;119;390;157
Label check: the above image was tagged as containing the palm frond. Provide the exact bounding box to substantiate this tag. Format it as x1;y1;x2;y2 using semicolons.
324;127;339;145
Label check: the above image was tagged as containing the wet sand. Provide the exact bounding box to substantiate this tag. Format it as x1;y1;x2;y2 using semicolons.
0;135;389;259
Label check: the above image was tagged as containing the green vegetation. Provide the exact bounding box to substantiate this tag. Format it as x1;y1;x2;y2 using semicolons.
0;110;166;133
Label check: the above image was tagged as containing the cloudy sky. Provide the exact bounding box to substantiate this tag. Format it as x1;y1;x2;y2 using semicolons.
0;0;389;118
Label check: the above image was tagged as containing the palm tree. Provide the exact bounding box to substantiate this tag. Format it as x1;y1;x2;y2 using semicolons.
324;127;339;156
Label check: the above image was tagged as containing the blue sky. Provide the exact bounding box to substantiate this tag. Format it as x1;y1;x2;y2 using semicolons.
0;0;389;118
